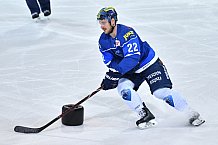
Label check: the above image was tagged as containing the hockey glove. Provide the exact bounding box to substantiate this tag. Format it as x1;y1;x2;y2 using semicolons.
101;70;122;90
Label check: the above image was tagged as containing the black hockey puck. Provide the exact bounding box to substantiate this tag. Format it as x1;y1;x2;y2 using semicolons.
61;104;84;126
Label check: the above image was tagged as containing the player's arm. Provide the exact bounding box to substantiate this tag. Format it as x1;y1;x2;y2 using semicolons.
100;49;113;66
99;48;122;90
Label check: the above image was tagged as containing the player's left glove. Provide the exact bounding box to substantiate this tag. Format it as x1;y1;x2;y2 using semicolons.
101;70;122;90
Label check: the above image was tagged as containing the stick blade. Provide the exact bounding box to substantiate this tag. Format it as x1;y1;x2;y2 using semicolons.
14;126;41;133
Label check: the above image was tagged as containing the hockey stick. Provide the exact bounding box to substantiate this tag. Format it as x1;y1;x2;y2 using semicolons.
14;86;102;133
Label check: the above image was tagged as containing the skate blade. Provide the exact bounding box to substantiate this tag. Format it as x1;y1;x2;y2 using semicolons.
137;119;157;129
191;118;205;126
34;17;41;23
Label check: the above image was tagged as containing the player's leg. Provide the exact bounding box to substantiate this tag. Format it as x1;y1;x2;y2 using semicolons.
153;88;205;126
117;78;156;129
38;0;51;16
117;78;143;113
145;59;205;126
26;0;40;19
153;88;188;111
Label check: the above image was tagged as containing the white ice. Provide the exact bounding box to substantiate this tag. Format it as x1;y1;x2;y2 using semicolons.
1;0;218;145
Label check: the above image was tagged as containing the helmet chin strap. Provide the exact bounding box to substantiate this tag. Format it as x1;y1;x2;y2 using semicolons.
108;20;116;34
108;25;115;34
105;18;116;35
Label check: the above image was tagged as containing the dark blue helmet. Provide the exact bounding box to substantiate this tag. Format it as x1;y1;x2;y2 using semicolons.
97;7;118;22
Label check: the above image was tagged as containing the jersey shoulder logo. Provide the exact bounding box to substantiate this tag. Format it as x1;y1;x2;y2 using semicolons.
123;31;134;41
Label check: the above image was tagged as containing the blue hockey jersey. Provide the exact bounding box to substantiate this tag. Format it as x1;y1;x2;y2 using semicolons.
98;24;158;75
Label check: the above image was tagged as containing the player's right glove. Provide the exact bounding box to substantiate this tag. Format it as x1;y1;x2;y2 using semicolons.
101;70;122;90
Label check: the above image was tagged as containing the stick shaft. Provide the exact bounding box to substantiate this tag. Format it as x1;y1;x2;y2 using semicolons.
14;87;102;133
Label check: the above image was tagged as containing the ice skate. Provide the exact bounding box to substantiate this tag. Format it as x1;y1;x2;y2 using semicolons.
31;12;39;19
189;112;205;126
136;103;157;129
31;12;40;22
43;10;51;17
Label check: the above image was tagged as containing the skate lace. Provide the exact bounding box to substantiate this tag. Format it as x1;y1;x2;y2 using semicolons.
138;109;146;118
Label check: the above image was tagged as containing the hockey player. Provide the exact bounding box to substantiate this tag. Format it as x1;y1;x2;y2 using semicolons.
25;0;51;19
97;7;205;129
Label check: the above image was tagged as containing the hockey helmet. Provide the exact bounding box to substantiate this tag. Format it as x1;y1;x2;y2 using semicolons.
97;7;118;22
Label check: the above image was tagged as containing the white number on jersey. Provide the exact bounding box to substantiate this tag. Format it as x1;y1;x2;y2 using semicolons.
127;43;138;53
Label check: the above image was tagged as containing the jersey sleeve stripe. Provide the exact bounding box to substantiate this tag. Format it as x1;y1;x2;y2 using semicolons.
101;47;116;52
105;61;111;66
125;52;140;57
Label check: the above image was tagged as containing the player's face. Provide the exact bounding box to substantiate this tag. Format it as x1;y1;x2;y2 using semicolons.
99;19;113;34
